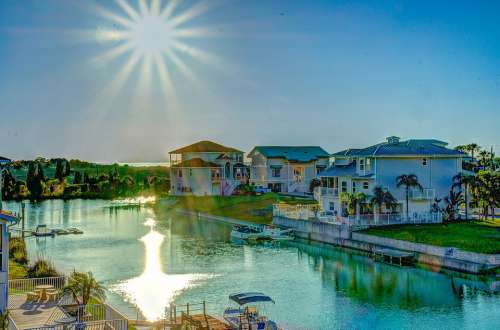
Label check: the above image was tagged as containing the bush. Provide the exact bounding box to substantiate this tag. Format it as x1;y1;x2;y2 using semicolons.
9;237;28;265
27;259;60;278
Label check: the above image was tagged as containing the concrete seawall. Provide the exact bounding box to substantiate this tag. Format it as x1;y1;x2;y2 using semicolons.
273;216;500;274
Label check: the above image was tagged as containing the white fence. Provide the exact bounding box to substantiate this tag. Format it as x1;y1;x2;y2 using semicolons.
274;203;442;228
8;276;66;293
23;319;128;330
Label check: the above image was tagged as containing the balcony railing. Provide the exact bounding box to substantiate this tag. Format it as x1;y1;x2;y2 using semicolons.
314;187;339;197
409;188;435;200
8;276;66;294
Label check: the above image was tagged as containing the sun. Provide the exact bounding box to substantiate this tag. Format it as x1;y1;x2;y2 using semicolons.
130;13;173;55
88;0;221;112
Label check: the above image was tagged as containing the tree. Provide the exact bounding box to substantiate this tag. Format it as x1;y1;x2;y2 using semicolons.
62;271;106;306
55;159;65;182
309;178;321;193
443;189;464;221
396;174;422;220
465;143;480;163
26;162;44;200
340;192;366;216
452;173;477;220
64;159;71;177
73;171;82;184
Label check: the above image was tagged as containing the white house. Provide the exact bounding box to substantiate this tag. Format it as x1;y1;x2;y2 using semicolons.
169;141;247;196
248;146;330;193
315;137;466;218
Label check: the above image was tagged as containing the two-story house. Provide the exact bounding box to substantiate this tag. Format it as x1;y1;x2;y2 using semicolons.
169;141;247;196
315;137;465;217
0;156;14;314
248;146;330;193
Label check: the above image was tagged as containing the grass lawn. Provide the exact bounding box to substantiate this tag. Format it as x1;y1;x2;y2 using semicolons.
171;193;316;224
361;220;500;254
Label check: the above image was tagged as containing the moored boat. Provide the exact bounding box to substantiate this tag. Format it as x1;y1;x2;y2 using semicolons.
67;227;84;234
223;292;281;330
33;225;55;237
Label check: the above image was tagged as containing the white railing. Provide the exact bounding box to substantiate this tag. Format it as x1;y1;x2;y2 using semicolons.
409;188;435;200
273;204;318;220
8;276;66;293
23;319;128;330
314;187;339;197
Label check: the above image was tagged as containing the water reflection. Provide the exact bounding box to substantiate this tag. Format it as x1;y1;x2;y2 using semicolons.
112;217;212;321
288;240;499;310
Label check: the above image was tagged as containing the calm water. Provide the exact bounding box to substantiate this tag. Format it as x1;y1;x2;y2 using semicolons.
4;199;500;329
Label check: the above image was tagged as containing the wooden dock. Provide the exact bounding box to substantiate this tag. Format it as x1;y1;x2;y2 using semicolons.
373;248;415;266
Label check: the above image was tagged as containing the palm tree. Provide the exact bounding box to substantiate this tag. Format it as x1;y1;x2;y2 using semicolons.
466;143;480;163
396;174;422;220
443;189;465;221
340;192;366;217
370;186;386;218
63;271;106;306
452;173;477;220
382;190;398;213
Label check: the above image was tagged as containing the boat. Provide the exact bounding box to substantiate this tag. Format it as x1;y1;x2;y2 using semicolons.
53;228;70;235
67;227;84;234
223;292;281;330
33;225;55;237
230;225;263;240
231;224;294;242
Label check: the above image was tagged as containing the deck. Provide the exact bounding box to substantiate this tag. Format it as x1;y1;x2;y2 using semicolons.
373;248;415;266
8;294;68;329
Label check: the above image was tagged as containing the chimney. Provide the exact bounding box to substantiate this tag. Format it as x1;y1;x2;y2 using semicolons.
386;136;400;144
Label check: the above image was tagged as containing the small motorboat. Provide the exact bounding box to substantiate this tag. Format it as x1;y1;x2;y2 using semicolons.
33;225;55;237
230;225;263;240
260;225;294;241
67;227;84;234
224;292;281;330
53;228;70;235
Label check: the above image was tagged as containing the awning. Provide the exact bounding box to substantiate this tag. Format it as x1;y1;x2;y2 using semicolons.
229;292;275;305
270;165;282;169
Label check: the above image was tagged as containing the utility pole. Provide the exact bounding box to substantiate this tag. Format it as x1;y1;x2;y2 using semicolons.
21;202;26;240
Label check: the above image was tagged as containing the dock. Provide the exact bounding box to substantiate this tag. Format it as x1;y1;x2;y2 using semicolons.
373;248;415;266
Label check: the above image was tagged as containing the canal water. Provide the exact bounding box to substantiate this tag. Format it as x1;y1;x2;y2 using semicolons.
4;199;500;329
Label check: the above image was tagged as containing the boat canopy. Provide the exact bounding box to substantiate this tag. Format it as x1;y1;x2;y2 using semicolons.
0;210;18;223
229;292;275;305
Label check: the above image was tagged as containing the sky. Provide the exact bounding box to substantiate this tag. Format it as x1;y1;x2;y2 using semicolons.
0;0;499;162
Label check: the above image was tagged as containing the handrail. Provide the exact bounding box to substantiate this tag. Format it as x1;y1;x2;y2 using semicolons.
8;276;66;293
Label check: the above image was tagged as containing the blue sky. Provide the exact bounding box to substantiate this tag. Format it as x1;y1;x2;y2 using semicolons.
1;0;499;161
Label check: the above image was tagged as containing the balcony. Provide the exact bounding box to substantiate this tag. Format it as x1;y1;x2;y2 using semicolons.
314;187;339;198
409;188;435;200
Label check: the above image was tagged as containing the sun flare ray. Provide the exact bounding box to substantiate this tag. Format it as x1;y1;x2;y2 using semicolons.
88;0;223;114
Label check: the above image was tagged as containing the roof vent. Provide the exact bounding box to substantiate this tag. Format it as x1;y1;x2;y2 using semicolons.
386;136;400;144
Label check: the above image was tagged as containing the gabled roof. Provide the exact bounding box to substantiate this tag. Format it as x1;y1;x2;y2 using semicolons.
249;146;329;162
332;138;465;158
171;158;220;168
169;140;242;154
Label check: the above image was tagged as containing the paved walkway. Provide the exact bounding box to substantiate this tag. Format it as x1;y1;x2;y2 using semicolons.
8;294;68;329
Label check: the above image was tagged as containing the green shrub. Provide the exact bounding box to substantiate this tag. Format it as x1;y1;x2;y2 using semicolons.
9;237;28;265
27;259;60;278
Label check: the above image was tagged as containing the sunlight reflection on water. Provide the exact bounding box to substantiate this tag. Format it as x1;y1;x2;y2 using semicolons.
111;217;212;321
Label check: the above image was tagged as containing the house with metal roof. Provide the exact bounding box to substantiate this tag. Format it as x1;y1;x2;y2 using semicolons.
248;146;330;193
169;141;246;196
315;136;466;218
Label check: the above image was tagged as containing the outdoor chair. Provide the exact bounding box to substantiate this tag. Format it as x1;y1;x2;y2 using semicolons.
47;291;59;302
26;292;39;302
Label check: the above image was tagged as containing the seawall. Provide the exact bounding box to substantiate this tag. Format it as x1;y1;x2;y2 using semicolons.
273;216;500;274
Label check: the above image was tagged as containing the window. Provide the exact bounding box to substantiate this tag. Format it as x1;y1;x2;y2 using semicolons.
272;167;281;177
189;169;192;176
178;169;182;178
341;181;347;192
329;202;335;211
422;158;427;166
359;158;365;171
363;181;369;189
352;181;356;193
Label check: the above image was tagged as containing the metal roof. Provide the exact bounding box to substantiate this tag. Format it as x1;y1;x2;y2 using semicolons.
332;139;464;158
249;146;329;162
169;140;243;154
0;156;11;164
229;292;275;305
